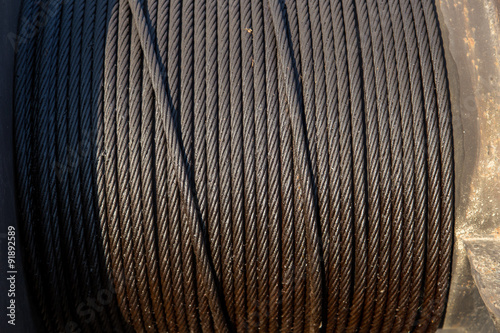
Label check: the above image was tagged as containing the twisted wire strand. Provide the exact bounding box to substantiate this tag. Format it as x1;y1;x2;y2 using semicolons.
279;3;307;331
344;0;369;328
240;0;259;329
380;0;405;331
217;0;236;327
276;44;296;333
317;2;342;331
103;0;134;326
58;1;97;330
385;1;416;332
178;0;203;330
421;2;454;331
370;1;393;330
228;1;248;331
351;0;379;331
14;0;454;332
166;0;192;329
34;1;70;329
399;0;428;329
262;3;281;331
330;0;356;329
250;1;271;331
408;1;442;331
307;0;330;329
368;0;393;330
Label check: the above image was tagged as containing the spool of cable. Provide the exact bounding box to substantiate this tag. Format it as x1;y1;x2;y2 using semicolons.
14;0;454;332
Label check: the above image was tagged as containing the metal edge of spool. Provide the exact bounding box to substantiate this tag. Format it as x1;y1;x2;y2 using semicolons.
437;0;500;331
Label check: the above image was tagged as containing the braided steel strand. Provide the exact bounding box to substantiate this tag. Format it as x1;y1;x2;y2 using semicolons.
217;0;236;326
128;1;230;331
277;55;295;333
103;0;134;324
14;1;50;327
307;0;331;329
69;0;104;325
59;0;105;329
329;0;355;330
317;1;342;330
385;1;417;331
116;2;148;329
135;1;170;330
34;2;71;329
228;0;248;330
166;0;192;329
409;0;442;330
80;1;115;329
193;0;218;330
282;3;307;330
129;17;159;332
263;2;282;331
153;0;184;330
351;0;381;330
179;0;203;330
92;0;130;329
420;2;454;331
399;0;428;330
251;0;271;331
295;0;318;203
206;0;223;289
295;1;323;328
292;159;307;333
342;0;369;329
269;1;324;331
77;0;126;329
240;0;260;329
154;5;177;329
154;7;175;332
380;1;405;332
367;1;393;331
68;0;117;330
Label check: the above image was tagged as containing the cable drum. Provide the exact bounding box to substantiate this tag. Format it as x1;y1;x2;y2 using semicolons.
14;0;454;332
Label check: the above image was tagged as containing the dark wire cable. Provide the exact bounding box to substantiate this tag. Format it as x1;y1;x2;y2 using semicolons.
14;0;454;332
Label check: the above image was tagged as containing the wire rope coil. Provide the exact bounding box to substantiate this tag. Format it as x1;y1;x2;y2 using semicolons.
14;0;454;332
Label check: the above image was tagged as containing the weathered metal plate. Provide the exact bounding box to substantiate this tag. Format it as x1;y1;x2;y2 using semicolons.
438;0;500;331
464;238;500;331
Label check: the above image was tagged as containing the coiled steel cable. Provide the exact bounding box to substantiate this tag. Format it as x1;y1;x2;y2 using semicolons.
14;0;454;332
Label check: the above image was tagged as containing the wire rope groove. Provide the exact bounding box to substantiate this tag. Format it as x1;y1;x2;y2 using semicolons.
14;0;454;332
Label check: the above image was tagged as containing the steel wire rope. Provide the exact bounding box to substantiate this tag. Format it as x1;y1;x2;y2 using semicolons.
14;0;454;332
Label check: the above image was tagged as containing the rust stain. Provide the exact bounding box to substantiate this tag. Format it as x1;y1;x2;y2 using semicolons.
494;226;500;238
463;36;476;50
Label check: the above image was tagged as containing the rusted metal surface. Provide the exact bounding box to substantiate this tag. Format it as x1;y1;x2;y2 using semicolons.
464;238;500;331
437;0;500;331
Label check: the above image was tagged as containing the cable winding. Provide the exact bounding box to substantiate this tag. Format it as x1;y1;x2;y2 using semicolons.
14;0;454;332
